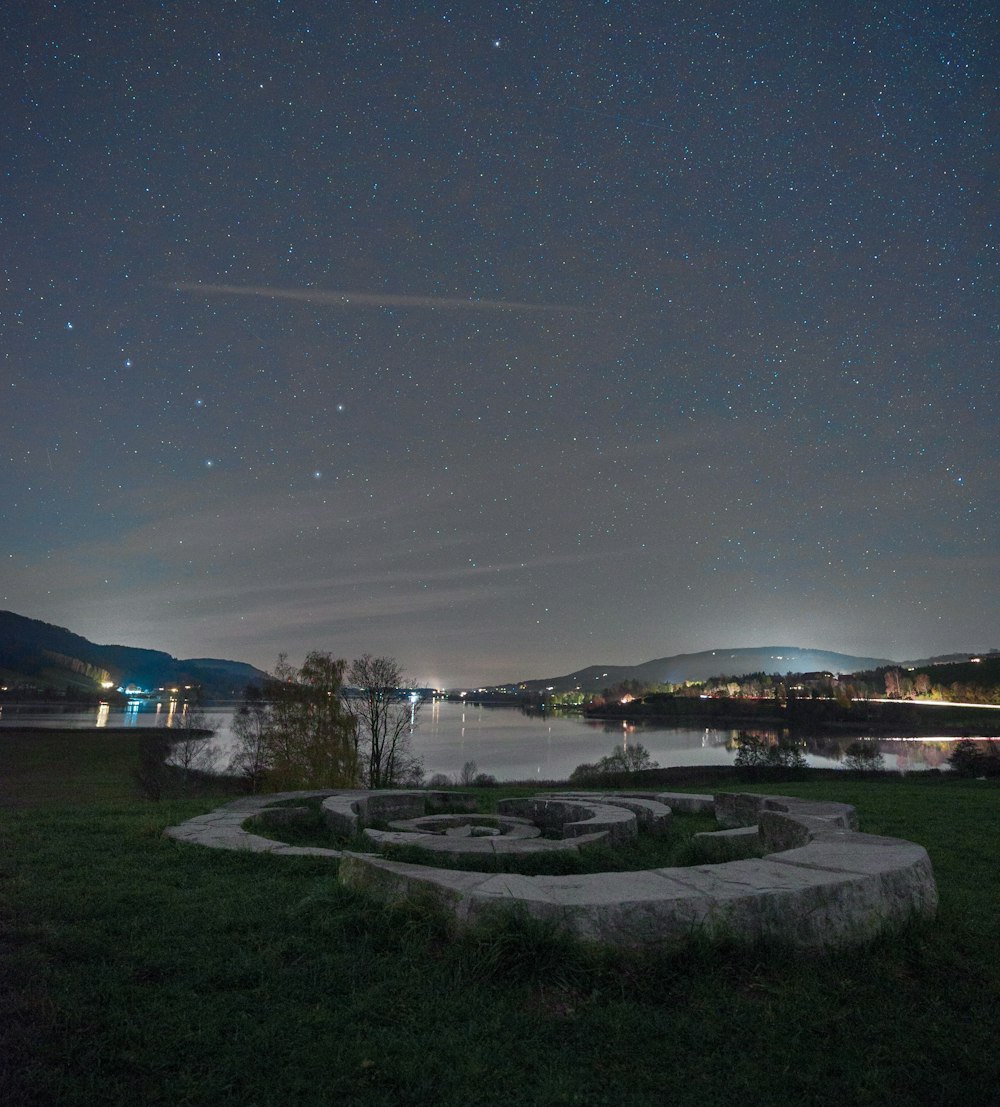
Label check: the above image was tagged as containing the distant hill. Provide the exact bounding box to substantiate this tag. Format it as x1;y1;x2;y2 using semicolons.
513;646;898;694
854;653;1000;692
901;651;998;668
0;610;267;699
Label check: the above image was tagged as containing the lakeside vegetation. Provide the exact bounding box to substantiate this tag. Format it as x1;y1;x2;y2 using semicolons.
2;727;1000;1105
587;694;1000;735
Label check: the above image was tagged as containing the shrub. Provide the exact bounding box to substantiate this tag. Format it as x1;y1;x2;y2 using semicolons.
734;732;807;773
132;733;173;800
568;743;659;783
733;732;770;768
843;739;886;774
949;738;1000;777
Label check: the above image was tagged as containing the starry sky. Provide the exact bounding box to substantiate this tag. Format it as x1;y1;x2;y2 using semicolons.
2;1;996;688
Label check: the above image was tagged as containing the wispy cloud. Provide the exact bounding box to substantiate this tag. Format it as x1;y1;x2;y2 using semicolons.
167;281;590;314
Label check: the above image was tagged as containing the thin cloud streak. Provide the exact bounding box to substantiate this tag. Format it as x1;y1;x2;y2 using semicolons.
168;281;591;314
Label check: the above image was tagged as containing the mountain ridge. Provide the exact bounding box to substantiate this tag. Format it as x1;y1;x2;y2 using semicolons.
0;610;267;698
3;609;989;699
511;646;901;693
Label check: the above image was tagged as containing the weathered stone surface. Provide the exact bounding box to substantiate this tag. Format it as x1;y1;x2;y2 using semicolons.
361;826;607;862
321;789;478;835
692;825;762;862
364;829;498;853
490;831;609;853
768;831;939;924
715;792;857;833
165;791;339;853
338;852;488;912
498;797;637;843
650;791;716;815
714;792;768;830
387;814;539;839
541;792;672;835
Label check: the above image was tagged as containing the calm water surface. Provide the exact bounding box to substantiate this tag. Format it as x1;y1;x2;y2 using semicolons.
0;700;974;779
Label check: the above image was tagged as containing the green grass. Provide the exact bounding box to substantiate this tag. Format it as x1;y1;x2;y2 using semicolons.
0;727;241;809
1;731;999;1106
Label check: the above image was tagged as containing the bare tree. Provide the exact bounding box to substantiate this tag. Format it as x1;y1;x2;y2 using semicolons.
164;703;219;791
343;654;423;788
229;686;272;792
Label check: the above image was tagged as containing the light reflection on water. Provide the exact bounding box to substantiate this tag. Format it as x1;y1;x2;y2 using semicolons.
0;700;990;781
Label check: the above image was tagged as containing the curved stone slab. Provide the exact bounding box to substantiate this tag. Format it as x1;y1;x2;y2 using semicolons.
362;827;607;862
497;797;637;843
692;825;762;862
387;814;540;839
337;792;937;950
322;789;478;836
539;792;672;835
714;792;857;834
650;791;715;815
165;791;342;857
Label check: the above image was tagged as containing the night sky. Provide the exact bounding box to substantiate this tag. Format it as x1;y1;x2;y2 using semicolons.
3;1;996;688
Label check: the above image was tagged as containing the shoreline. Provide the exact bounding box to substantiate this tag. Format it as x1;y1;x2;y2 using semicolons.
584;698;1000;736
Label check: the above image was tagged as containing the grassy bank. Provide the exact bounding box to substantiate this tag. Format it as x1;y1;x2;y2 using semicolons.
1;731;999;1106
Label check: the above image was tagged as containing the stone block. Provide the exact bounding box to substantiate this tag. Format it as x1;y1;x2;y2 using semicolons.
321;795;363;836
545;792;672;835
692;825;762;862
337;852;489;918
651;791;715;815
498;797;637;843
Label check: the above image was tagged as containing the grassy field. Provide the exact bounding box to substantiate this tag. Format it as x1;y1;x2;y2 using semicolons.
2;730;999;1106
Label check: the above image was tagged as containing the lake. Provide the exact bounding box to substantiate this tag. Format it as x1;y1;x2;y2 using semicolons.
0;699;977;779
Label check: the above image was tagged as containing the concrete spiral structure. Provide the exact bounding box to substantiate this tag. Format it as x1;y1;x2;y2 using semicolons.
165;788;937;951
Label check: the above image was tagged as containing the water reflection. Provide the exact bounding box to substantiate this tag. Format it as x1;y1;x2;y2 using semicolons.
0;700;995;781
